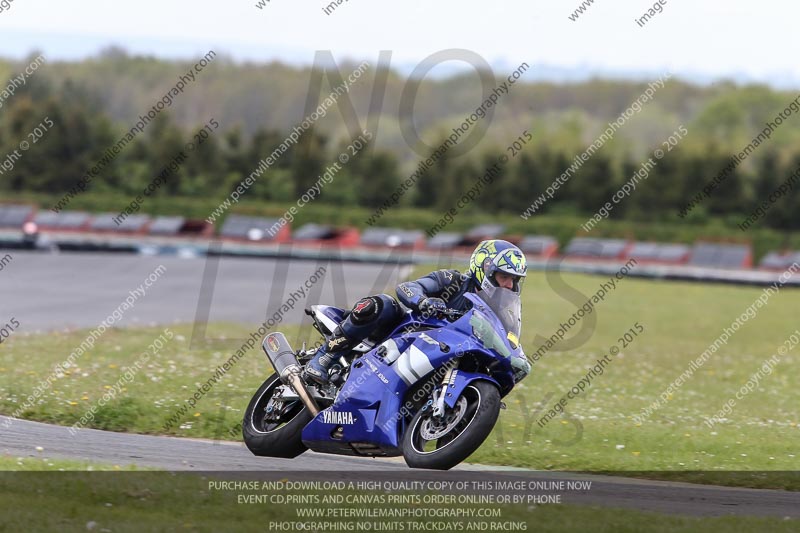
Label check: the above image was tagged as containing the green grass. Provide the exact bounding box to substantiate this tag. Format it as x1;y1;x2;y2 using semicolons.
1;271;798;488
0;323;272;440
0;471;797;532
475;269;800;489
0;457;149;471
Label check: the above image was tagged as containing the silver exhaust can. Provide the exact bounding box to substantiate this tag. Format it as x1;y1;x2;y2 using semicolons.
262;332;321;416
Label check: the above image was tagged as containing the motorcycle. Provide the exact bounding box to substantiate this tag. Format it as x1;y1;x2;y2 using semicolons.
242;290;526;470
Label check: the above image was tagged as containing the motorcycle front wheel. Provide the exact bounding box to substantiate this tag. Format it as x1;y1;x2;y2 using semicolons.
242;373;312;458
402;380;500;470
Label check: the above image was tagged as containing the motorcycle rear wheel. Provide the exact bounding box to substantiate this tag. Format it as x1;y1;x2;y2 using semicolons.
242;374;312;458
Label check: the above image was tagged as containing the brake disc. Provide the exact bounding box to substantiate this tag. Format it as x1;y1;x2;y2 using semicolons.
263;385;293;422
419;396;467;440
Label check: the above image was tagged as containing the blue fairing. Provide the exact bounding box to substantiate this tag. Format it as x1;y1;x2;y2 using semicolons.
301;293;519;456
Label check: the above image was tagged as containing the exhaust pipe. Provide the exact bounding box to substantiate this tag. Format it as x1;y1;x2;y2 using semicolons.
262;333;321;416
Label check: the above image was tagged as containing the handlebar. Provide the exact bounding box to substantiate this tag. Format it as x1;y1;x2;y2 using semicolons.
440;308;464;319
415;304;464;320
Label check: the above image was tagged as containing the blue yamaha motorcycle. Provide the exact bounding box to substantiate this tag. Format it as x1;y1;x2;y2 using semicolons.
242;290;526;470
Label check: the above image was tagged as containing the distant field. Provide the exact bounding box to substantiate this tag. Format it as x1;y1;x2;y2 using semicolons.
1;269;798;487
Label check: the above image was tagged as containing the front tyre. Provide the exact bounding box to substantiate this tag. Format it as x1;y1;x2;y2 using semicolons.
402;380;500;470
243;373;312;458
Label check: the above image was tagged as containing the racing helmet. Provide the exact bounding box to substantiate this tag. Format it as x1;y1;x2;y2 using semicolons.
468;240;528;294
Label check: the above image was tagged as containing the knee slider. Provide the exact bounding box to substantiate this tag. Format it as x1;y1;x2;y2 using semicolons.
350;296;383;325
341;294;403;342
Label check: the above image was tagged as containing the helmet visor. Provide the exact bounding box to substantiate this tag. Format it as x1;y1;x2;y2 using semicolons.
487;270;525;294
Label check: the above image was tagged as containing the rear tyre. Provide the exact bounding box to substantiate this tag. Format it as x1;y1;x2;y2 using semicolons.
402;380;500;470
243;374;312;458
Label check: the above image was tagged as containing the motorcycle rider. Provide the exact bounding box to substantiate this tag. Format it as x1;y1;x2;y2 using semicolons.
304;239;531;385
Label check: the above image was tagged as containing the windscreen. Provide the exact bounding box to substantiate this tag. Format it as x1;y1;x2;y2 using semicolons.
476;285;522;344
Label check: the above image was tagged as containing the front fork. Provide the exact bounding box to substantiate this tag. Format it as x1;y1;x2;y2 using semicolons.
431;361;459;419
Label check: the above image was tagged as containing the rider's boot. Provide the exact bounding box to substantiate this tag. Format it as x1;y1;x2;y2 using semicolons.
304;346;336;385
304;327;352;386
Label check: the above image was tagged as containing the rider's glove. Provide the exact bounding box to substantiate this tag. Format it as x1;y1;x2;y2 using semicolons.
511;354;531;384
419;297;447;318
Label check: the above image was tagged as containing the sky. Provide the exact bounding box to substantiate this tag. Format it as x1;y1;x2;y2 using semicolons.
0;0;798;86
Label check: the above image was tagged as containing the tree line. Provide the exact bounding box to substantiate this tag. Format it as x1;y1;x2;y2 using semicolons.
0;50;799;231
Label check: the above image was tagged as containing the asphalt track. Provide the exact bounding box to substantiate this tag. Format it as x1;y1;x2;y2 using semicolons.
0;250;410;331
2;416;799;518
2;252;799;519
